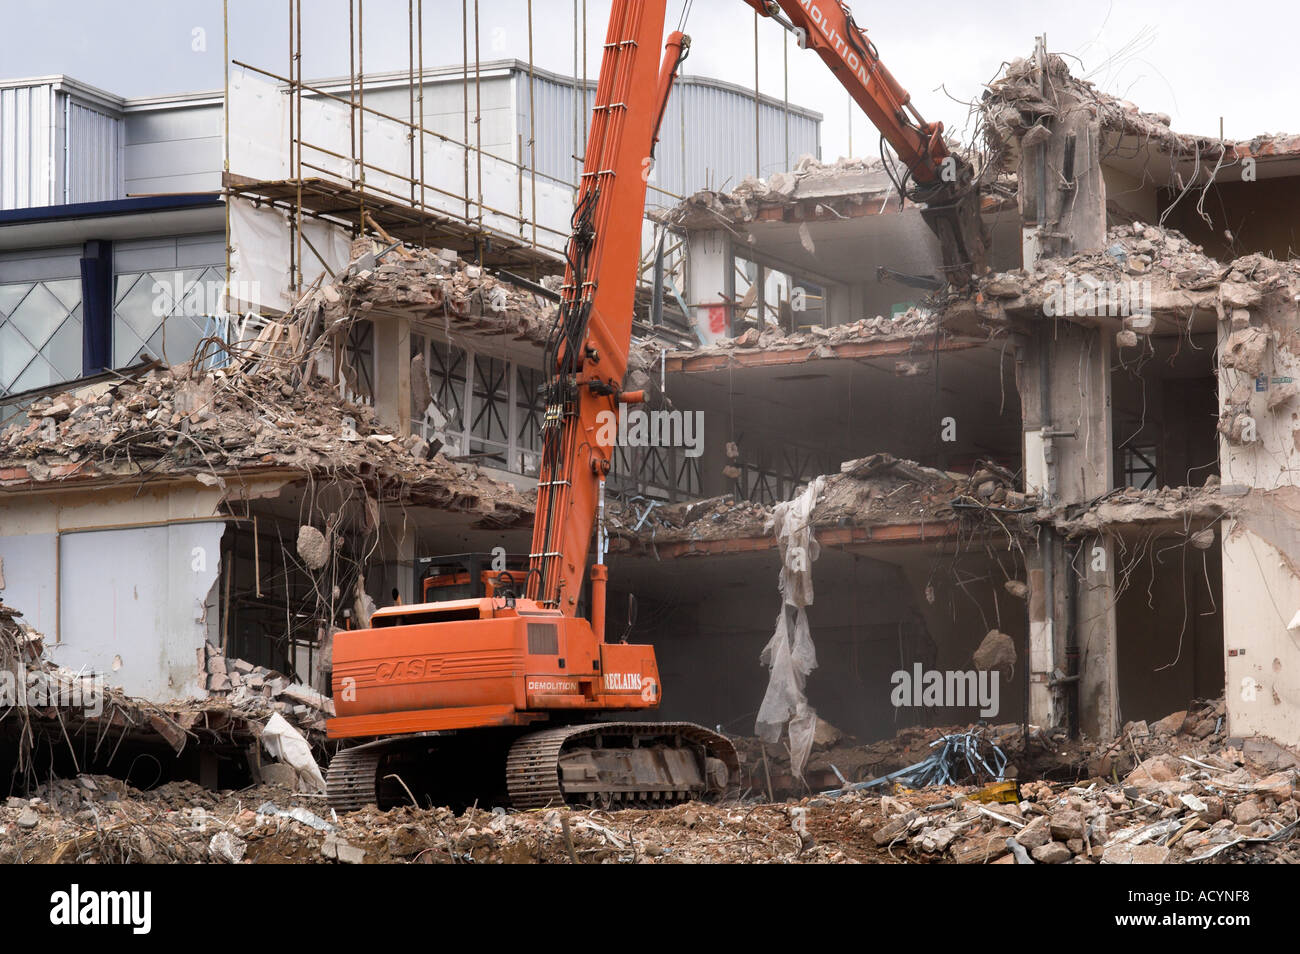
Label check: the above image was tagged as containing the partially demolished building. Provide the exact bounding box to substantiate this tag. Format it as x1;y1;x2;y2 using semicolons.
1;36;1298;807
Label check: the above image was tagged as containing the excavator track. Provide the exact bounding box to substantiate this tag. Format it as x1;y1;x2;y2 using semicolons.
324;742;385;813
326;723;738;812
506;721;738;810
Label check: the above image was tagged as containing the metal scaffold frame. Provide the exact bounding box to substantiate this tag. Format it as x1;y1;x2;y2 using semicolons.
220;0;688;294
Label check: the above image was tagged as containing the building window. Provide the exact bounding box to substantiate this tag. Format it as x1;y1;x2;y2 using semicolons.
515;364;544;476
113;266;224;368
469;353;509;465
1122;444;1159;490
0;279;83;396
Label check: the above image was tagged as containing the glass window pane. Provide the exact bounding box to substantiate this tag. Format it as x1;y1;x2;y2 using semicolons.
470;354;507;444
429;341;466;431
0;283;34;317
145;315;204;365
114;272;166;341
0;322;37;390
10;353;56;393
114;272;142;307
45;278;82;311
41;314;83;381
114;321;147;369
9;282;68;351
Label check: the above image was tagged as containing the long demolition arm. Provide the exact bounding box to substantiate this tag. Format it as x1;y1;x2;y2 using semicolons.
528;0;980;617
526;1;688;616
746;0;986;282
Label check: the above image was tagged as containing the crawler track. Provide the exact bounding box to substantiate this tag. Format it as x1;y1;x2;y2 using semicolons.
505;721;738;809
325;722;738;812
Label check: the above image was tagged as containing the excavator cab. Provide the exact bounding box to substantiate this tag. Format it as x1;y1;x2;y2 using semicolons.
417;552;529;603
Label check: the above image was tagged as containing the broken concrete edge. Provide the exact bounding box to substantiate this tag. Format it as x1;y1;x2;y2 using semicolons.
938;224;1300;340
1048;485;1233;539
0;360;532;529
611;452;1027;552
984;50;1300;178
311;235;560;350
653;152;1017;234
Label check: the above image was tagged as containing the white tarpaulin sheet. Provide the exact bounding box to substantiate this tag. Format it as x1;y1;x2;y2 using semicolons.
755;476;825;778
228;198;354;314
261;712;327;793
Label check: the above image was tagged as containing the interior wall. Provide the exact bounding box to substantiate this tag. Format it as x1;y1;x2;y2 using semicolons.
53;522;223;700
1115;531;1224;723
1110;334;1220;489
618;544;1027;742
1161;176;1300;261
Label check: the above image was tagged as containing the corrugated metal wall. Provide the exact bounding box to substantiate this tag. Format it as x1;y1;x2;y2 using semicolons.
513;69;820;204
514;71;596;190
66;99;122;203
1;83;57;209
657;79;820;201
1;81;123;209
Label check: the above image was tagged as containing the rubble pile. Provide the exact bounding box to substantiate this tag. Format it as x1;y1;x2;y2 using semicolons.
3;696;1293;864
0;602;330;797
983;51;1300;178
305;237;557;347
940;223;1299;345
0;604;195;776
197;641;334;732
659;155;896;231
0;360;530;524
611;454;1022;547
0;773;865;864
685;306;941;356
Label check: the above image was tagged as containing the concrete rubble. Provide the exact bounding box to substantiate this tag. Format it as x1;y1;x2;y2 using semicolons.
681;306;940;353
610;453;1023;548
0;360;529;525
0;604;330;789
1;695;1293;864
307;237;558;347
658;155;898;231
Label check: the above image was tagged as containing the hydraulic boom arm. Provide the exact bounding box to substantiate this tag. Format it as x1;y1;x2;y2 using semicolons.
529;0;982;622
745;0;986;283
526;3;688;617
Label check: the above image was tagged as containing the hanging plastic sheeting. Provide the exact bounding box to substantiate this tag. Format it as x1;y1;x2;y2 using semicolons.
261;712;327;793
756;476;825;778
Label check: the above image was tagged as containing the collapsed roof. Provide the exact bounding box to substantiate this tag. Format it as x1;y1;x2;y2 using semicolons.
0;358;530;527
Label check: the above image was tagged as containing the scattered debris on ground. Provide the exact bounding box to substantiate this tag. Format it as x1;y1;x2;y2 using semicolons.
3;697;1293;864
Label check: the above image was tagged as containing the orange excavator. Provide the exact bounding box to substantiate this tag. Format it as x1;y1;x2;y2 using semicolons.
325;0;985;811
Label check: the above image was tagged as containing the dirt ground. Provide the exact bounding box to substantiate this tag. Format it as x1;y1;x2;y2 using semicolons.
2;698;1295;865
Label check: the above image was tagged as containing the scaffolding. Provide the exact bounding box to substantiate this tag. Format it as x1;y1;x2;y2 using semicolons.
223;0;596;293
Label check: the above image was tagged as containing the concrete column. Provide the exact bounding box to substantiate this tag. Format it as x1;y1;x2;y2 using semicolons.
372;316;412;437
1219;292;1300;746
375;510;418;608
1018;47;1107;268
1018;322;1117;736
686;230;732;345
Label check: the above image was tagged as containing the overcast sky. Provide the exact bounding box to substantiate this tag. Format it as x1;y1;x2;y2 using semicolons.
3;0;1297;160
